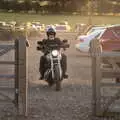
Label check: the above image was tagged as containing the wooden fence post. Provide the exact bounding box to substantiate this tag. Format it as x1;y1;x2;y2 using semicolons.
15;37;28;116
15;39;19;111
90;38;102;116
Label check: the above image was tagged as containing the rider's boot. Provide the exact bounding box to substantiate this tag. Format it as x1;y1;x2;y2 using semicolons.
39;72;44;80
63;73;68;79
39;76;44;80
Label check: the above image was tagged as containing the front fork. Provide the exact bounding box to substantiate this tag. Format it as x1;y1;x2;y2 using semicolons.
50;54;62;80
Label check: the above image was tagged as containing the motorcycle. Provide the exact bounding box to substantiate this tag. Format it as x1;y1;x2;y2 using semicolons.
37;40;69;91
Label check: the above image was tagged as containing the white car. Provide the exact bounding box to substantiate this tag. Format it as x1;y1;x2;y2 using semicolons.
31;22;45;32
75;28;106;52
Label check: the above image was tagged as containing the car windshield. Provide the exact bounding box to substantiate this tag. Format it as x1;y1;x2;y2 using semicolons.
86;27;106;35
82;29;106;41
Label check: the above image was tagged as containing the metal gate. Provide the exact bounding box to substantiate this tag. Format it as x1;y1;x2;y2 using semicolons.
0;37;28;118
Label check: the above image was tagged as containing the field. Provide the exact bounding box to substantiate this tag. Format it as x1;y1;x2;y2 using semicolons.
0;12;120;28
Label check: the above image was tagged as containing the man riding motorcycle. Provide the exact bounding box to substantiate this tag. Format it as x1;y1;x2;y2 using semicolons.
39;27;68;80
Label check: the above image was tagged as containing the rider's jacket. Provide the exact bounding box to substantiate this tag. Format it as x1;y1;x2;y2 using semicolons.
42;38;62;46
41;38;63;54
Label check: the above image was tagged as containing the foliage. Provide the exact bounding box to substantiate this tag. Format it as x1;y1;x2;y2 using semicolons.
0;0;119;14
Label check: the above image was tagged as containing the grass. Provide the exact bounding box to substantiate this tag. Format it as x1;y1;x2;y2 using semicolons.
0;12;120;28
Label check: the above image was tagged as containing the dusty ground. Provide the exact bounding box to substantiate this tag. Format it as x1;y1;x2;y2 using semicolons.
0;33;118;120
27;33;92;120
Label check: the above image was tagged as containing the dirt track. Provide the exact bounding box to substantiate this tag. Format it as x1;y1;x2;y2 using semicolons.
27;32;92;120
0;33;97;120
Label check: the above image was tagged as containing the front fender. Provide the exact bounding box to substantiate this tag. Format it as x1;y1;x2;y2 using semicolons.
53;65;62;81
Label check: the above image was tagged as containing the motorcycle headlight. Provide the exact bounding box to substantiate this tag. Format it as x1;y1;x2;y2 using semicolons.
52;50;58;56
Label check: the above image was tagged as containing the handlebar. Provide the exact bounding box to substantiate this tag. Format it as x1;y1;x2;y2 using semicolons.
37;40;70;51
45;43;69;49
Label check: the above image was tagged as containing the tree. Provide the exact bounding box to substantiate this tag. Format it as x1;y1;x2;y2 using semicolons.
32;1;40;13
0;0;119;14
24;0;32;12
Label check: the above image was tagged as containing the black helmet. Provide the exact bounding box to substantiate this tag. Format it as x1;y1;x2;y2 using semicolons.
46;27;56;36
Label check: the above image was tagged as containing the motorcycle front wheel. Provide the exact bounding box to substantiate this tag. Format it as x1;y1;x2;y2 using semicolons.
54;65;62;91
45;70;54;87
